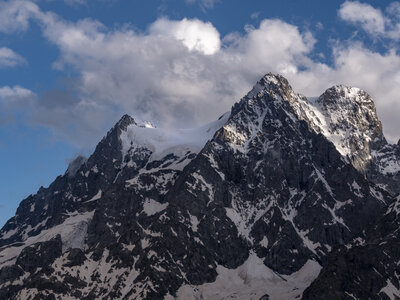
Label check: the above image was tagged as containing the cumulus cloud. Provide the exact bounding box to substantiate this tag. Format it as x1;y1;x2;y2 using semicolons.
26;15;316;146
232;20;315;75
149;18;221;55
1;0;400;146
0;47;26;68
339;1;400;40
339;1;385;35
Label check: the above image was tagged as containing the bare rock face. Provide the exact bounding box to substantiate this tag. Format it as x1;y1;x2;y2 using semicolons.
303;198;400;300
316;86;383;171
0;73;399;299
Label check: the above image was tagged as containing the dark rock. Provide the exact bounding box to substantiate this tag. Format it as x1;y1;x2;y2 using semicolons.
64;248;86;267
16;235;62;273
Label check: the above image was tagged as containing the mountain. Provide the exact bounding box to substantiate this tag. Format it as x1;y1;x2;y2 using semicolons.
0;73;399;299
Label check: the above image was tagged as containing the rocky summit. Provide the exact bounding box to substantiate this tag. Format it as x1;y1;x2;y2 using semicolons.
0;73;399;299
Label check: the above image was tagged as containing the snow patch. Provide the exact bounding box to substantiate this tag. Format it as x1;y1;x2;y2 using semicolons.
141;238;150;249
176;252;321;300
350;181;363;197
313;169;334;196
381;160;400;174
260;236;268;248
142;199;168;216
61;212;93;251
86;190;102;203
189;214;199;232
380;279;400;300
370;187;385;203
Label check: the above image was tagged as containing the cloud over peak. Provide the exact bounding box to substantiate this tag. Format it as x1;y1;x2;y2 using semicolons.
16;12;316;146
1;0;400;147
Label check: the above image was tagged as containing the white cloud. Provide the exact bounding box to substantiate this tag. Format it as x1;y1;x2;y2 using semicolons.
0;85;33;98
2;0;400;146
339;1;400;40
5;12;310;146
0;0;39;33
231;19;315;75
149;18;221;55
339;1;385;35
0;47;26;68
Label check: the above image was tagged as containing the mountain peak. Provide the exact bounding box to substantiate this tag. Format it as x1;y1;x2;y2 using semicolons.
236;73;298;116
239;74;392;177
258;72;293;95
292;83;388;174
319;85;375;108
115;114;136;131
261;72;289;85
99;114;137;145
316;84;383;142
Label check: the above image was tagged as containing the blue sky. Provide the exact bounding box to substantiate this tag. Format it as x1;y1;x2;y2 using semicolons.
0;0;399;227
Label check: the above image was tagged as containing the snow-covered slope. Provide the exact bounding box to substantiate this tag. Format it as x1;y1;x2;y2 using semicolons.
175;253;321;300
120;112;230;169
